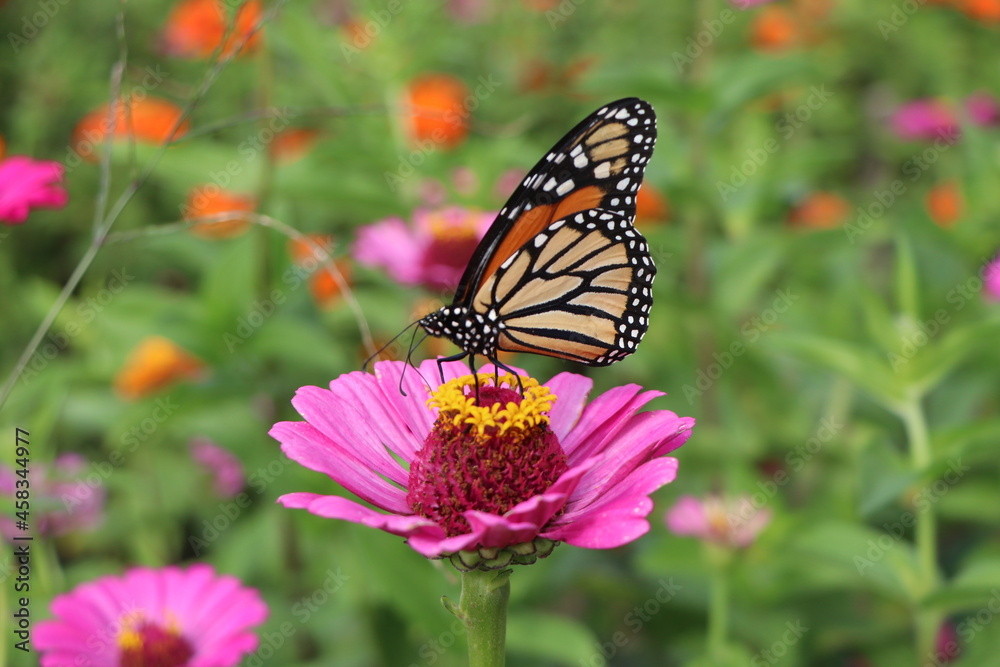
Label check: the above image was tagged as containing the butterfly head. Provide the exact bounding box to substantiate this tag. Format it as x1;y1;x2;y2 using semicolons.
419;305;500;358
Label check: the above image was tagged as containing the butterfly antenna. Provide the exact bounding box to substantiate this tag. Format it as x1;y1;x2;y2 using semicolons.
362;320;420;372
398;330;432;397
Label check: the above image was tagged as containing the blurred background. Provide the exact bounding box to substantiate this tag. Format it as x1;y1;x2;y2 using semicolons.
2;0;1000;665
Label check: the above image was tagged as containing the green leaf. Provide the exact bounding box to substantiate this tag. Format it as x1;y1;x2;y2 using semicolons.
906;315;1000;393
791;521;921;601
507;611;603;667
894;235;920;321
858;440;917;517
765;332;905;408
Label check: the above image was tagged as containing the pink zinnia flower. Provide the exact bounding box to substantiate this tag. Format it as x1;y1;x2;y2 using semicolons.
353;207;494;293
731;0;775;8
0;453;104;540
666;494;771;548
273;360;693;568
0;155;69;224
890;99;960;141
965;91;1000;127
984;255;1000;301
190;437;245;498
35;564;268;667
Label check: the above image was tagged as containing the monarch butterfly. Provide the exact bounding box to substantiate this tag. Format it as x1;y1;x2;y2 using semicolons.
415;98;658;381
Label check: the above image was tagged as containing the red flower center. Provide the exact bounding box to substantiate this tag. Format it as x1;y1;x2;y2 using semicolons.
407;375;567;537
118;619;194;667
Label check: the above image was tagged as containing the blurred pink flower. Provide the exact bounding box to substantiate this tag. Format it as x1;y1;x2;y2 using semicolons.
0;155;68;224
0;453;104;540
273;360;693;567
494;168;526;201
935;621;961;664
731;0;776;8
447;0;491;23
666;494;771;548
352;206;494;293
190;437;245;498
984;255;1000;301
35;564;268;667
965;91;1000;127
890;99;960;141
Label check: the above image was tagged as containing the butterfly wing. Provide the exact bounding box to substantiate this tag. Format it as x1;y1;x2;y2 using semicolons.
453;98;657;307
471;208;655;365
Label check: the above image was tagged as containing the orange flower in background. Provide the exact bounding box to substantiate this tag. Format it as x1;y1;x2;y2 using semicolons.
957;0;1000;21
788;191;850;229
115;336;205;400
270;128;320;165
519;57;596;97
925;181;963;227
0;134;6;162
72;97;189;163
161;0;264;59
404;74;470;150
289;235;352;308
751;6;799;51
183;185;257;239
635;183;670;225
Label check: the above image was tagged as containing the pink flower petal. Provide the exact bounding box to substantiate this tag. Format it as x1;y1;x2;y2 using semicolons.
352;217;425;284
561;384;662;460
966;92;1000;127
665;495;709;537
566;412;692;513
37;566;266;667
0;156;69;225
544;371;593;440
271;421;410;513
545;457;679;548
296;381;413;481
279;492;450;556
891;99;960;141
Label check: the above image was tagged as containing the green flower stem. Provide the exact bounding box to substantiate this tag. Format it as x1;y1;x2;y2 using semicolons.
458;568;510;667
706;545;732;659
899;395;940;660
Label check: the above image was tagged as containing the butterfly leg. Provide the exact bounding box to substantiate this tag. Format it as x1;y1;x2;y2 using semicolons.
435;351;471;385
489;356;524;394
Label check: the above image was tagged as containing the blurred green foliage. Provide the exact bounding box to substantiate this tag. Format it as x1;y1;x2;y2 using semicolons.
2;0;1000;665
